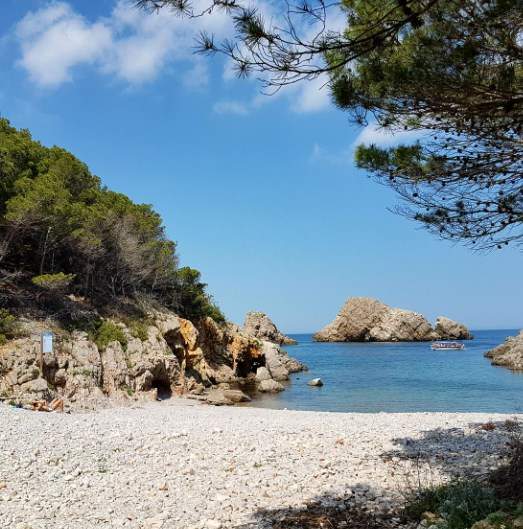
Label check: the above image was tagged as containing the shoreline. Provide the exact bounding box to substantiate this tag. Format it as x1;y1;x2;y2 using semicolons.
4;395;523;416
2;400;521;529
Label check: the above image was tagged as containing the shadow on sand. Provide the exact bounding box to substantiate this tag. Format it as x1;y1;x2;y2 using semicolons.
382;419;515;479
238;419;518;528
237;487;406;529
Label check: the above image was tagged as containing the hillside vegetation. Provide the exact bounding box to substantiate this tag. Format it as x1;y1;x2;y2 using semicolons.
0;119;224;329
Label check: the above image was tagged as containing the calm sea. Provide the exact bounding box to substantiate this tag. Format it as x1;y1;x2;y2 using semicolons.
248;330;523;413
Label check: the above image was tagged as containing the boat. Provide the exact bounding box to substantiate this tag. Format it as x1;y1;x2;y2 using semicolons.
431;341;465;350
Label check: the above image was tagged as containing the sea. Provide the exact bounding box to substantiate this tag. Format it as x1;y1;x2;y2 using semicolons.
248;330;523;413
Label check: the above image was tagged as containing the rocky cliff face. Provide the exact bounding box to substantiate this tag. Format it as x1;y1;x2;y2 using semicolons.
314;297;472;343
485;331;523;371
243;312;296;345
0;311;304;409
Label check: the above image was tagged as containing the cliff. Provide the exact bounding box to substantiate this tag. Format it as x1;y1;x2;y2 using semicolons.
0;311;305;410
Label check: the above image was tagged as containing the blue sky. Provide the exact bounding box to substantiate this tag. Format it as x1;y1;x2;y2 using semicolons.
1;0;521;332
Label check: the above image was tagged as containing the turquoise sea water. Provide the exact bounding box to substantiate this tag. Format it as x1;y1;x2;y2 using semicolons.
248;330;523;413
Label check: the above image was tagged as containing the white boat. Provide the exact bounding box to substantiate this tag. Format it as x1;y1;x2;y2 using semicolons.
431;342;465;350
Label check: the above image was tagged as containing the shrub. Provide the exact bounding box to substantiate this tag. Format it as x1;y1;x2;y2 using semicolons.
94;320;128;351
127;320;149;342
63;310;102;335
490;420;523;502
0;309;18;344
405;481;505;529
31;273;75;292
174;267;226;324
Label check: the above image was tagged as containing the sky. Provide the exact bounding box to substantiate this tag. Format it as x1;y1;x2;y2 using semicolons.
0;0;521;333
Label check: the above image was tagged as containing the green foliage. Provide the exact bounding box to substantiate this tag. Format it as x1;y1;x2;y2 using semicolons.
0;119;226;324
93;320;128;351
122;385;135;396
0;309;17;344
127;319;149;341
405;481;511;529
174;267;226;324
32;273;75;291
330;0;523;248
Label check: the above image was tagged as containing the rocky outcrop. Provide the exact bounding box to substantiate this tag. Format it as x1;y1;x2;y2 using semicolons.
0;311;305;409
243;311;297;345
262;341;307;382
434;316;472;340
485;331;523;371
314;297;472;343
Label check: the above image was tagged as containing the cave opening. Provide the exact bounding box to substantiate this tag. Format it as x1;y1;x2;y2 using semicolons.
152;378;172;400
235;357;265;379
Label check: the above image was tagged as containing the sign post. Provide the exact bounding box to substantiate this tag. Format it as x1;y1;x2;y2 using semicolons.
40;331;53;371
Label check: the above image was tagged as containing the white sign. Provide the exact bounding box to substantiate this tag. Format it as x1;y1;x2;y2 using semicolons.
41;331;53;354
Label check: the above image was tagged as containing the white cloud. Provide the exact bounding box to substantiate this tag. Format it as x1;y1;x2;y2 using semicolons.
353;123;423;147
311;122;425;166
15;2;112;87
12;0;340;116
291;75;331;113
213;100;249;116
14;0;232;88
183;59;209;89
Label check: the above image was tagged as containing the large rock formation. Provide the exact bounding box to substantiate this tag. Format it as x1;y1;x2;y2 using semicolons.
485;331;523;371
0;311;305;409
314;297;472;343
434;316;472;340
243;311;296;345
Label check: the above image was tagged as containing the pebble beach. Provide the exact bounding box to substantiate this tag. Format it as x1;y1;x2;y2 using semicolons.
0;400;520;529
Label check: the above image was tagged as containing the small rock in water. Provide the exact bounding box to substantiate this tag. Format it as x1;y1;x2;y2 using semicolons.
307;378;324;387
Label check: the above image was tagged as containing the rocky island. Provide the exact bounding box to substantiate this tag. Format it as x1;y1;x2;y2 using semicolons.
314;297;472;342
485;330;523;371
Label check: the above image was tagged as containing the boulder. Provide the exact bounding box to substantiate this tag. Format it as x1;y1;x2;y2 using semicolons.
263;342;290;381
261;340;306;381
485;330;523;371
434;316;473;340
21;377;49;393
307;378;323;387
243;311;296;345
205;389;234;406
258;379;284;393
222;389;251;403
314;297;471;342
255;366;272;382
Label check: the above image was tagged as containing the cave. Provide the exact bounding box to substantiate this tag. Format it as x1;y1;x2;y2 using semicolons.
235;356;265;379
151;377;172;400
